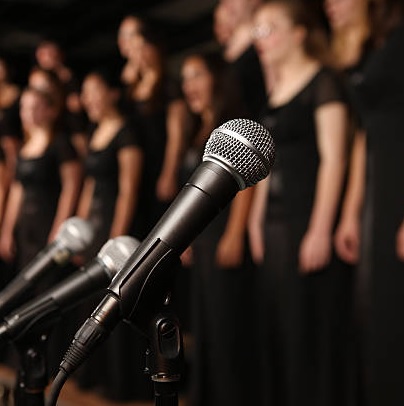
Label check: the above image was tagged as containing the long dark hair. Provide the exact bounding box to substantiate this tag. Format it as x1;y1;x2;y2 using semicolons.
369;0;404;46
182;50;247;149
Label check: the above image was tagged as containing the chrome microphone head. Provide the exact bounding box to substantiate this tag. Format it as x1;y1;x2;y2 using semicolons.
203;118;276;189
98;236;141;277
55;217;95;254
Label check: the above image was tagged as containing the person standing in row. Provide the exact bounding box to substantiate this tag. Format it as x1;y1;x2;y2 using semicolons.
323;0;371;402
0;56;21;198
180;50;258;406
33;39;88;158
0;85;81;278
332;0;404;404
117;15;187;240
248;1;353;405
73;67;153;403
0;86;82;372
215;0;267;120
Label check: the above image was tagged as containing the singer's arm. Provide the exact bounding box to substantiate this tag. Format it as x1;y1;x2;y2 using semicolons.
299;101;348;273
334;129;366;264
0;159;7;225
76;178;94;220
48;159;82;243
0;181;23;262
156;98;188;201
109;146;143;238
215;186;254;269
248;177;270;265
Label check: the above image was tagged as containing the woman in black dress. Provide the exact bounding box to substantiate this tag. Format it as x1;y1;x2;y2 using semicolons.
180;50;258;406
248;1;352;405
74;68;153;402
0;56;22;198
117;16;187;240
333;1;404;404
0;86;81;283
0;86;82;373
213;0;267;121
323;0;371;402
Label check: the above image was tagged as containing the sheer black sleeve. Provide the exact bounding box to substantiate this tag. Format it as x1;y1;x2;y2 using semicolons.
313;67;348;108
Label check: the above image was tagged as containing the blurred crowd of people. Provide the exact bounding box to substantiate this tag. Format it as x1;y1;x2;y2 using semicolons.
0;0;403;405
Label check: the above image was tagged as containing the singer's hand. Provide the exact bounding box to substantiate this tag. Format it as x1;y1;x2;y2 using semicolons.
216;232;244;269
396;219;404;262
299;229;332;274
156;173;178;202
71;254;86;267
0;233;15;263
180;246;193;268
248;221;265;265
334;216;360;264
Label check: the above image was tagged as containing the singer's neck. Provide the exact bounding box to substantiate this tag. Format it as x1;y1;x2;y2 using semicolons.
267;54;320;108
331;22;369;69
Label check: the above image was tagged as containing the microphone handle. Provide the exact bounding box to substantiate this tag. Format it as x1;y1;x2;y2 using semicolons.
107;160;238;322
0;242;65;317
0;258;110;344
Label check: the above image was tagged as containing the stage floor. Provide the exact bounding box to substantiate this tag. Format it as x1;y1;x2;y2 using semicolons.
0;364;188;406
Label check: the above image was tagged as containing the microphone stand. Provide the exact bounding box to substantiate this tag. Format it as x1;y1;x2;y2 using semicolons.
145;304;183;406
120;250;185;406
13;329;51;406
44;247;185;406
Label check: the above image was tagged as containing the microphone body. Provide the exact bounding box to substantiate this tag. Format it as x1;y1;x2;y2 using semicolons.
0;236;139;344
58;118;275;376
0;217;94;317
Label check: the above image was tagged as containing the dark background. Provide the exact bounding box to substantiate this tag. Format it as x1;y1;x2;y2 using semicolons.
0;0;218;84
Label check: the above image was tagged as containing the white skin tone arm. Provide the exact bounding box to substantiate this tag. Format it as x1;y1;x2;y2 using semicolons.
216;186;255;269
0;162;6;225
156;98;188;202
0;181;23;262
396;218;404;262
248;177;270;265
76;177;94;220
109;146;143;238
47;159;82;243
299;101;348;273
334;129;366;264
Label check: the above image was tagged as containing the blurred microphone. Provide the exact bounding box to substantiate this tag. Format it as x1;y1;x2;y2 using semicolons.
0;217;94;317
58;118;275;377
0;235;140;345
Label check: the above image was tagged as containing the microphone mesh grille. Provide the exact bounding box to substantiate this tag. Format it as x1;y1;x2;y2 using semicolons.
203;118;275;188
98;236;140;274
57;217;94;253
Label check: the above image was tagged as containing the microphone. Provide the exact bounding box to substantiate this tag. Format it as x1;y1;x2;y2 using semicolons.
0;217;94;317
57;118;275;378
0;235;140;345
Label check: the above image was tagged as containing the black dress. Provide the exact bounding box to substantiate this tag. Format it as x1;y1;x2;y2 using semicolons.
258;67;353;406
12;134;80;375
74;123;154;402
352;22;404;406
82;124;142;258
123;78;181;240
181;140;259;406
14;135;77;275
229;45;267;121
